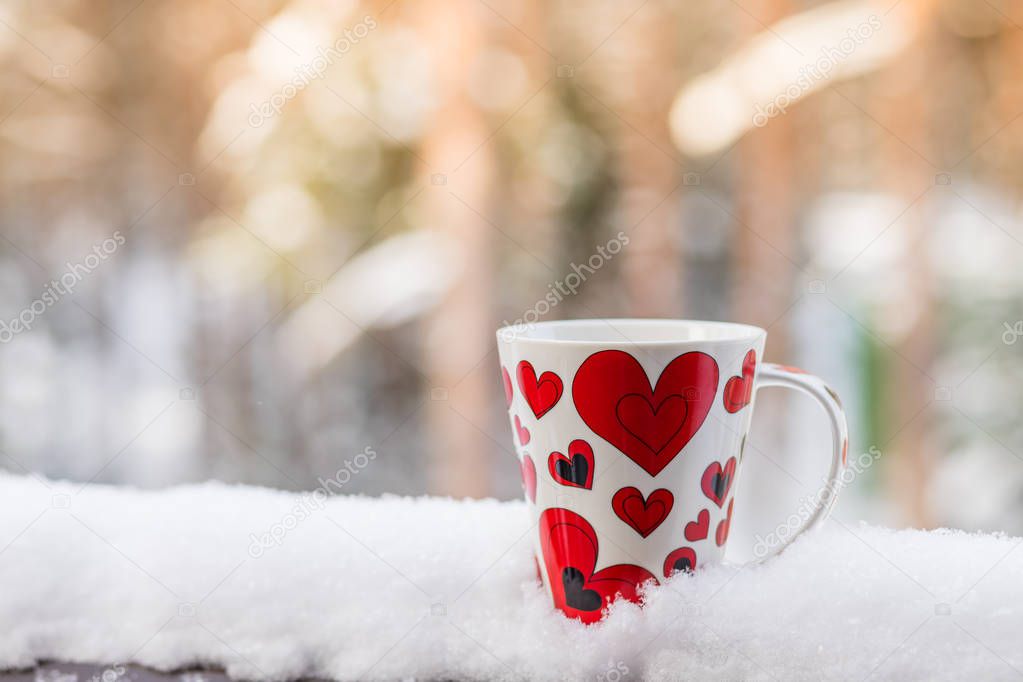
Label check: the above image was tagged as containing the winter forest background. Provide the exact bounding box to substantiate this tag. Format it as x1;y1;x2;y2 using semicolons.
1;0;1022;544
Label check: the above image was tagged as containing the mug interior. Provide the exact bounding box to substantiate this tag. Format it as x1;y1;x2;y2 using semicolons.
498;318;764;345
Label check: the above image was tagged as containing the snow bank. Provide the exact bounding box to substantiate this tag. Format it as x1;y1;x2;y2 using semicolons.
0;474;1020;681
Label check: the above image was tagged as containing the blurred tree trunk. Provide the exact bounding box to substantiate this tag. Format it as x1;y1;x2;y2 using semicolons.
996;17;1023;195
614;1;684;317
879;0;938;528
508;1;557;261
416;0;495;498
734;0;796;359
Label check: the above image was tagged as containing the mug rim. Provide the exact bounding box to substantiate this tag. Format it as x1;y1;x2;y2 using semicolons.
496;318;766;346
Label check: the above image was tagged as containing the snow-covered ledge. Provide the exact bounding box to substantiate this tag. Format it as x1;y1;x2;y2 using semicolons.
0;474;1019;681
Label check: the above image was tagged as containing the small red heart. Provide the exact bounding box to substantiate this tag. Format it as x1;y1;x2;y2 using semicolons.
517;361;563;419
520;454;537;503
722;349;756;413
715;499;734;546
501;366;514;408
514;415;530;446
611;487;674;538
547;439;594;490
701;457;737;508
539;508;657;624
684;509;710;542
663;547;697;578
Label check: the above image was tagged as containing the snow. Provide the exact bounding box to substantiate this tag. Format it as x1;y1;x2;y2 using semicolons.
1;474;1021;681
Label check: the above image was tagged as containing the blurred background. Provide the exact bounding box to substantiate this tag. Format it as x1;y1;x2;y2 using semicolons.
0;0;1021;536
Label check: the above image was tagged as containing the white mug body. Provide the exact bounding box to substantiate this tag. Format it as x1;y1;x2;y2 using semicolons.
497;319;768;623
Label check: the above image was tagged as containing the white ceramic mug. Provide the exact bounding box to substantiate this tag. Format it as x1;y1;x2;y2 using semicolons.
496;319;847;623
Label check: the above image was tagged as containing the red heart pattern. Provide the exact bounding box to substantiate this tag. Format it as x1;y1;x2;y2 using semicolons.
573;350;718;477
701;457;736;508
684;509;710;542
611;487;674;538
501;366;514;407
539;507;657;624
722;349;756;413
520;454;536;503
504;347;754;598
663;547;697;578
547;439;594;490
517;361;563;419
514;415;530;446
715;499;734;546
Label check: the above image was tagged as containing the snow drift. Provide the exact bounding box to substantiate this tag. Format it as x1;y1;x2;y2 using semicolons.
0;474;1020;681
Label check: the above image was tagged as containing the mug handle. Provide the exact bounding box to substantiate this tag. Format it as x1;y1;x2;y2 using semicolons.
746;362;849;561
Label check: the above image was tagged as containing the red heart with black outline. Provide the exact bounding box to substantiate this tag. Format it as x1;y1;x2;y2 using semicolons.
715;498;734;546
684;509;710;542
573;350;718;477
538;507;657;624
517;361;563;419
611;487;674;538
663;547;697;578
547;439;594;490
501;366;514;408
520;454;536;503
722;349;756;413
701;457;737;508
514;415;530;446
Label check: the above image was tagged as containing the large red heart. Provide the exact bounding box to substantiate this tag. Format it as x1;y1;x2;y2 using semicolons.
611;487;674;538
520;454;536;503
501;366;514;408
547;439;594;490
701;457;736;508
572;350;718;476
722;349;756;413
684;509;710;542
517;361;563;419
538;508;657;624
